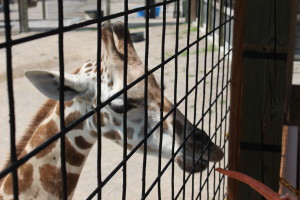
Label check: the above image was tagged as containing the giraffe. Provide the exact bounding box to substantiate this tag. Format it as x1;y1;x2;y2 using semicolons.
0;22;224;199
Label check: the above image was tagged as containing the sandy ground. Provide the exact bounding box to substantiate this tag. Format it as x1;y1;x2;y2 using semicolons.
0;22;230;199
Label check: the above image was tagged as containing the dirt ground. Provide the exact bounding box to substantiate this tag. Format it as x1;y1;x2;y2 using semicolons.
0;23;230;199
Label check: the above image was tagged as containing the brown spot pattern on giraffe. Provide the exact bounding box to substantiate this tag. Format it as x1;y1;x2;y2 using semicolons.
55;101;74;115
85;69;93;73
103;130;121;140
65;138;85;166
93;112;105;127
30;119;59;158
65;111;84;130
157;100;172;113
103;112;109;122
163;121;169;132
65;100;74;107
39;164;79;199
85;62;93;67
113;117;121;126
72;67;81;74
163;99;173;112
3;163;33;195
0;100;57;187
75;136;93;150
139;144;156;153
19;150;27;159
127;144;133;150
90;130;97;137
175;120;184;139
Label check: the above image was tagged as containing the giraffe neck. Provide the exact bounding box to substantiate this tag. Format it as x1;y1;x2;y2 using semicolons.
0;99;97;200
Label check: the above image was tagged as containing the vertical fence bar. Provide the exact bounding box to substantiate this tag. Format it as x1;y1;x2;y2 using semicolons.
4;0;19;198
191;0;203;198
172;0;180;199
122;1;129;199
200;0;210;198
96;0;102;199
157;0;167;199
141;0;150;198
182;0;192;199
210;0;217;198
57;0;68;198
218;1;224;198
224;0;233;198
217;1;224;198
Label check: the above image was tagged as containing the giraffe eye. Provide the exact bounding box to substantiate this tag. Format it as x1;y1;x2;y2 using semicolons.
109;103;136;114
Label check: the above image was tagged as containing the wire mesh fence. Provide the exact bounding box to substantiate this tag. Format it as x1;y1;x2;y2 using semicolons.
0;0;233;199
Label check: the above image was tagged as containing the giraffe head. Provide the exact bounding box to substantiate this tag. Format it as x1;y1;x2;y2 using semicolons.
25;22;223;173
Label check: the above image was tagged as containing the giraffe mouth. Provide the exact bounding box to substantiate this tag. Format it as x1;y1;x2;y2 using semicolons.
177;143;224;173
175;155;209;173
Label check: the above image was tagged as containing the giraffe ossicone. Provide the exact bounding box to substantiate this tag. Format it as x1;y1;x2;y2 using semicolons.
0;22;223;199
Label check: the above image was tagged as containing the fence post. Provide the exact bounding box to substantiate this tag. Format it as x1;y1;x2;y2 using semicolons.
42;0;46;19
207;0;212;32
190;0;197;22
18;0;29;32
199;0;204;27
227;0;245;199
106;0;110;16
219;0;225;46
228;0;297;199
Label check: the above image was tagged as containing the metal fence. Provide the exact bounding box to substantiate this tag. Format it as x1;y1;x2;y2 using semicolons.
0;0;233;199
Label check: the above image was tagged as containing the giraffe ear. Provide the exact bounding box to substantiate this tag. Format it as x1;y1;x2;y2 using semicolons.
101;24;119;59
112;21;142;64
25;70;86;101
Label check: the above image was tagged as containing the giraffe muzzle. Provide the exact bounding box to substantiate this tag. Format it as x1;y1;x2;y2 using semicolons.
175;128;224;173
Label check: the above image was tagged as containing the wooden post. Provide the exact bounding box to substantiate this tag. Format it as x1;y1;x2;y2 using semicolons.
228;0;297;199
184;0;188;22
42;0;46;20
289;85;300;190
200;0;204;27
18;0;29;32
106;0;110;23
207;0;212;32
284;0;298;124
190;0;197;22
227;0;246;199
219;0;225;46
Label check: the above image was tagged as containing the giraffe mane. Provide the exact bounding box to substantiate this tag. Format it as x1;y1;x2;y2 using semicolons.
1;100;57;169
0;68;81;185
